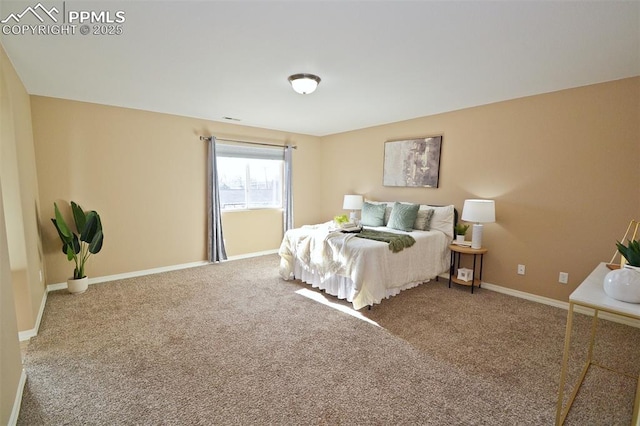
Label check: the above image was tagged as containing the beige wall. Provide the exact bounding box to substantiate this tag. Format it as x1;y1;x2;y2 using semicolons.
0;45;45;331
0;44;30;425
222;209;285;255
31;97;324;284
0;177;23;426
321;77;640;301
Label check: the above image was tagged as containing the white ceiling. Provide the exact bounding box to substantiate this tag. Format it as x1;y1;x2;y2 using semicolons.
1;1;638;136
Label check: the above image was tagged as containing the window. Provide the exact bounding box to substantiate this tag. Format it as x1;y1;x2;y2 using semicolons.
216;144;284;211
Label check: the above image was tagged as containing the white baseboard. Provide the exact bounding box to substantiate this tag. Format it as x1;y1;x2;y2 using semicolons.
226;249;279;261
481;282;568;309
46;251;280;292
47;260;210;292
8;368;26;426
18;289;48;341
482;281;640;328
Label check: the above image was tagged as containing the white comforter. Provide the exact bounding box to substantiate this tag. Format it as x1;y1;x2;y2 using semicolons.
279;223;450;309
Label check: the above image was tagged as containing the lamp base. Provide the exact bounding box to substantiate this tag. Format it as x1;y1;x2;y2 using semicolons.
471;223;483;249
349;211;358;222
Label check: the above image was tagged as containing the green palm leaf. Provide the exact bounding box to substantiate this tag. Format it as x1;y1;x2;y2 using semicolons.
71;201;86;235
54;203;72;239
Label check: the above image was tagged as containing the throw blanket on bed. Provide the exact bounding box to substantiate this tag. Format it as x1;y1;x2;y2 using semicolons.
355;229;416;253
279;224;356;282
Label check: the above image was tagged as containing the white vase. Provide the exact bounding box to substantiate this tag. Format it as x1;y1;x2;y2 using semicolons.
603;265;640;303
456;235;465;243
67;277;88;294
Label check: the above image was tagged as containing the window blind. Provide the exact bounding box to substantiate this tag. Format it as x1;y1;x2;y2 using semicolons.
216;143;284;161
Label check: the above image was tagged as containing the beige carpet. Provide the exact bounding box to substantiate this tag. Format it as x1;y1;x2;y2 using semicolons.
18;254;640;425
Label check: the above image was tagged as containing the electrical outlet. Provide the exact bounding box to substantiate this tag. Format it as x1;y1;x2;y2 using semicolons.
517;264;525;275
559;272;569;284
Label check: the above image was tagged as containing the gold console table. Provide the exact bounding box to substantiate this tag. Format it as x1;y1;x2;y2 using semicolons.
556;262;640;425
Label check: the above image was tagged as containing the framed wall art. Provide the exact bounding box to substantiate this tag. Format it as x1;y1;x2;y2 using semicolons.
383;136;442;188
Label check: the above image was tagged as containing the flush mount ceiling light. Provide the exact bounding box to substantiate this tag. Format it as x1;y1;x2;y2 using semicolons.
287;73;321;95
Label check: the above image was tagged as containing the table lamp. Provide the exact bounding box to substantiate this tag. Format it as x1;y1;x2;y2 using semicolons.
461;199;495;249
343;195;364;222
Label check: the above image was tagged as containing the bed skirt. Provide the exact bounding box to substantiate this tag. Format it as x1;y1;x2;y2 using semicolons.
293;260;430;308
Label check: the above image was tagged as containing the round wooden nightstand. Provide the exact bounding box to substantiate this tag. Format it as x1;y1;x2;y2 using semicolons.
448;244;488;293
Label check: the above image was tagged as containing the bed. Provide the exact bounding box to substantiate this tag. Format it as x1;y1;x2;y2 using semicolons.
279;202;457;310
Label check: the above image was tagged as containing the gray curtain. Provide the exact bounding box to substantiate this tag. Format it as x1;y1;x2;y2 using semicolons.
283;145;294;232
207;137;227;262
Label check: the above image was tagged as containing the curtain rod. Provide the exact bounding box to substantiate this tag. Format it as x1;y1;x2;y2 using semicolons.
199;136;297;149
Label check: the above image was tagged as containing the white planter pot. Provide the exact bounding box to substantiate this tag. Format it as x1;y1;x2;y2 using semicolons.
603;265;640;303
456;235;465;243
67;277;88;294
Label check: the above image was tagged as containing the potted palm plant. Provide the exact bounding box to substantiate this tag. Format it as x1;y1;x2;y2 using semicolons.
51;201;104;294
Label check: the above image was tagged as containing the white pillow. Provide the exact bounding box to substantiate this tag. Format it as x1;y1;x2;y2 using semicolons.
428;204;455;239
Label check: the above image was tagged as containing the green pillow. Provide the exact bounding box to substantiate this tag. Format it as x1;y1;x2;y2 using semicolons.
387;202;420;232
360;202;386;226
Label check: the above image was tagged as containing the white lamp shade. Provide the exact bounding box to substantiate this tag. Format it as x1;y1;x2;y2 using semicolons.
288;74;321;95
343;195;364;210
461;199;495;249
461;199;495;223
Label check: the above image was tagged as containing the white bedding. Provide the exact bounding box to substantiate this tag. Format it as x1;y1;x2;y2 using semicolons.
279;223;451;310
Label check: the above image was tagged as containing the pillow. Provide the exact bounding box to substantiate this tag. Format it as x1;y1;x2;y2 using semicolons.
384;206;393;225
360;202;386;227
414;207;435;231
387;202;420;232
365;200;435;229
364;200;393;225
428;204;455;239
